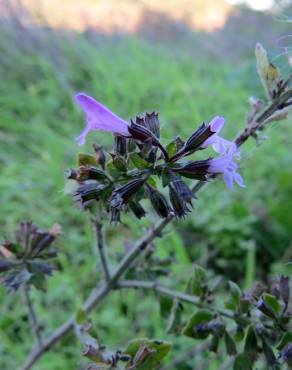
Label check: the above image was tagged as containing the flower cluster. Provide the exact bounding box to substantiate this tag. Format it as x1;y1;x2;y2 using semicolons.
68;93;245;221
0;221;61;291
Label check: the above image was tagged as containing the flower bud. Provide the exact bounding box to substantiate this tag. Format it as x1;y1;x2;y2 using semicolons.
129;200;146;219
172;159;210;180
76;166;108;181
256;298;276;319
110;178;146;209
114;135;128;156
147;185;171;218
168;176;193;218
279;276;290;307
92;144;106;169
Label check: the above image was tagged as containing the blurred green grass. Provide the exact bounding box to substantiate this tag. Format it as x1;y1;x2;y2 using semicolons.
0;10;292;370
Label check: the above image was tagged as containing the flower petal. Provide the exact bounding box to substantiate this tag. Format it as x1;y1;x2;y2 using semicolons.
210;116;225;133
223;170;234;190
75;93;130;144
234;172;246;188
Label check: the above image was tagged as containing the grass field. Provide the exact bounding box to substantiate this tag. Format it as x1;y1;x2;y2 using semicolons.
0;2;292;369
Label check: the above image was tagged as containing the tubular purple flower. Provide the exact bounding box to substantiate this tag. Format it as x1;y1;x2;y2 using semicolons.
201;116;239;156
75;93;130;145
208;144;245;190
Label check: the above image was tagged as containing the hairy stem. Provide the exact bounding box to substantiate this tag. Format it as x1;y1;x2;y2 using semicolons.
23;284;42;348
92;217;111;282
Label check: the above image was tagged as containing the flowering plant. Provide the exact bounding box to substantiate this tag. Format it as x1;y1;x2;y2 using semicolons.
2;43;292;370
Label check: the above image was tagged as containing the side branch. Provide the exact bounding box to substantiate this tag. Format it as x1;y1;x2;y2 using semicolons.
93;219;111;282
23;284;43;348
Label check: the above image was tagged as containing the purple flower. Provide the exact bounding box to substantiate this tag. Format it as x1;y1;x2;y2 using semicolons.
75;93;130;146
201;116;239;156
208;144;245;190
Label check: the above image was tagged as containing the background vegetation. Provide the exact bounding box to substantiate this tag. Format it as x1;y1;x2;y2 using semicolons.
0;1;291;369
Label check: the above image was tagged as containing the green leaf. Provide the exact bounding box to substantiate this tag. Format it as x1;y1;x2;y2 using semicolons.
277;332;292;350
224;331;237;356
225;281;242;311
129;153;151;170
209;335;220;353
233;353;253;370
182;309;213;339
166;299;183;335
124;339;171;369
78;153;97;166
262;293;281;316
159;296;173;319
186;264;207;298
111;155;127;172
166;142;177;158
161;168;171;187
147;176;158;189
244;325;258;361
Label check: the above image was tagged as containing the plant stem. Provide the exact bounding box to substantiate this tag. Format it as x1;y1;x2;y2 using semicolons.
23;284;42;348
119;279;234;319
92;217;111;282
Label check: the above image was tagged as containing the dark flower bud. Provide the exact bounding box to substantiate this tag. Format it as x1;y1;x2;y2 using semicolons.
281;344;292;366
110;178;146;209
114;135;128;156
92;144;106;169
66;169;77;180
169;176;193;218
134;112;160;139
128;121;156;143
129;200;146;219
74;183;108;205
279;276;290;307
0;260;17;273
147;185;172;218
76;165;108;181
256;298;277;319
172;159;210;180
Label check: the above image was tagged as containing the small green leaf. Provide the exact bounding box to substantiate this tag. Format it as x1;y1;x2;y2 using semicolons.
124;339;171;369
277;332;292;350
233;353;253;370
161;168;171;187
262;293;281;316
209;335;220;353
159;296;173;319
244;325;258;360
78;153;97;166
225;281;242;311
182;309;213;339
186;264;208;298
129;153;151;169
166;142;177;158
111;155;127;172
147;176;158;189
224;331;237;356
166;299;183;335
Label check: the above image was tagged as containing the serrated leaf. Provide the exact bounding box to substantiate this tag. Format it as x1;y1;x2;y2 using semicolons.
129;153;151;170
78;153;97;166
182;309;213;339
224;331;237;356
262;293;281;316
233;353;253;370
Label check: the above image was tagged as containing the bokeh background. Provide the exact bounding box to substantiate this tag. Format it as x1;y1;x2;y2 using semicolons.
0;0;292;369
